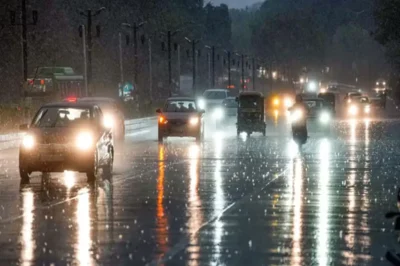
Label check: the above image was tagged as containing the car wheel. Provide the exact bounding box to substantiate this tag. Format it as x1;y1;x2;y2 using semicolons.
103;147;114;175
86;151;98;183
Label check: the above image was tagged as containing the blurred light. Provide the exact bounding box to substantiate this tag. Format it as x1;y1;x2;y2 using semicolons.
65;97;77;102
383;81;386;86
284;97;293;108
188;144;200;159
320;88;326;93
308;81;317;92
158;116;167;124
376;82;379;86
103;114;114;129
63;171;75;190
300;78;305;84
273;98;280;106
213;108;224;120
21;189;34;266
189;117;199;126
319;112;330;124
76;187;92;266
272;71;278;80
198;99;206;109
76;132;93;150
156;145;168;254
364;105;370;114
290;109;303;122
22;134;35;149
348;105;358;116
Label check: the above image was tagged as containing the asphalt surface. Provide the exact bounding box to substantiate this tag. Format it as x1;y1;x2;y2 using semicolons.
1;102;400;265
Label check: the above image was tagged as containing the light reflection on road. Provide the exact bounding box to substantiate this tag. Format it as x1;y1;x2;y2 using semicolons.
317;139;331;266
76;187;93;266
213;135;225;264
291;156;303;266
20;188;34;266
187;144;203;266
156;144;168;257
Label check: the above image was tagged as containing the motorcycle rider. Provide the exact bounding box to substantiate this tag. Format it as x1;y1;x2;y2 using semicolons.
289;94;309;137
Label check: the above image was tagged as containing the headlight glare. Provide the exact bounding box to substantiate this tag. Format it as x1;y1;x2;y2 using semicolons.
103;114;114;128
76;132;93;150
290;109;303;122
189;117;199;126
320;112;330;124
364;105;370;114
213;108;224;120
349;105;358;115
198;99;206;109
22;135;35;149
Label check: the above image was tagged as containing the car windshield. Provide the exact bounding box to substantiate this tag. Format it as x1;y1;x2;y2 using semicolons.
164;100;197;112
31;107;92;128
203;91;227;99
238;96;262;108
223;98;238;108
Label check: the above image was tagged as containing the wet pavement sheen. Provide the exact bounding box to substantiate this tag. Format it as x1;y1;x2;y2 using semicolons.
0;109;400;265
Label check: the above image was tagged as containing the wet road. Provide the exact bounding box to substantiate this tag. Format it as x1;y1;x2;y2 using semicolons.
1;104;400;265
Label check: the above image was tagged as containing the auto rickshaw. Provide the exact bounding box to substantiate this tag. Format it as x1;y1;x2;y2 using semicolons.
236;92;266;136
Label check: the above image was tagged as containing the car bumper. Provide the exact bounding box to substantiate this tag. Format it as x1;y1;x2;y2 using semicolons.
159;124;200;137
20;144;94;172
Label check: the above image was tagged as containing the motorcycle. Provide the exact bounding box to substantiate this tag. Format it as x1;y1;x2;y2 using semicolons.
289;107;308;146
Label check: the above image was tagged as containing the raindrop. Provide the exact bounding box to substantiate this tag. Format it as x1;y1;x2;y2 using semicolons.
248;240;252;248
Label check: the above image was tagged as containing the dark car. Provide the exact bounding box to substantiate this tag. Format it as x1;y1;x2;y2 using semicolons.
77;97;125;142
19;102;114;182
156;97;205;142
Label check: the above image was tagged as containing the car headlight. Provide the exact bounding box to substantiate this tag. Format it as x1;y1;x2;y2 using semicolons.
319;112;330;124
76;132;93;150
213;108;224;120
273;98;280;106
198;99;206;109
189;117;199;126
348;105;358;115
364;105;370;114
22;134;35;149
103;114;114;128
290;109;303;122
284;98;293;108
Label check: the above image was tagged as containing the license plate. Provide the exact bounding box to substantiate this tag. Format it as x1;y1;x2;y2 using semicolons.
40;154;64;162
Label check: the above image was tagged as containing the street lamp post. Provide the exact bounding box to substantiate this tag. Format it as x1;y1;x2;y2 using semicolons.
224;50;231;89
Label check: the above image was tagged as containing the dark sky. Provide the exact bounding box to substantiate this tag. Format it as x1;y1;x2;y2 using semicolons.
210;0;261;9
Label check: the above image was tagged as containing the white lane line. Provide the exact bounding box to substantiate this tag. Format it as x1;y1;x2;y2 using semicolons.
147;167;288;266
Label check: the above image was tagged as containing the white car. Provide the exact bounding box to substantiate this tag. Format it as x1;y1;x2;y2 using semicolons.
197;89;230;111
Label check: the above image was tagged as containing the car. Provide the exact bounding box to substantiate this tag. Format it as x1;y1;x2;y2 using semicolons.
303;97;333;128
344;92;362;104
222;96;238;117
156;97;205;142
77;97;125;142
19;102;114;183
347;96;371;117
197;89;230;111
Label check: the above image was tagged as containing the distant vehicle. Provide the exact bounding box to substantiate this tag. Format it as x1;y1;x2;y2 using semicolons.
344;92;362;104
197;89;230;111
222;97;238;117
236;92;266;136
347;96;371;117
302;97;332;127
156;97;205;142
26;67;84;100
375;79;387;93
77;97;125;141
19;101;114;183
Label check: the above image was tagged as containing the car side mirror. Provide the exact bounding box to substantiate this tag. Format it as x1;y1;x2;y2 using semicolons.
19;124;28;131
156;108;162;113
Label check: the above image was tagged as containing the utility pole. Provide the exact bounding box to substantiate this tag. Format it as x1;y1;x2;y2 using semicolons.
160;29;180;96
148;38;153;101
9;2;38;86
79;7;105;96
82;25;88;96
205;45;215;89
177;44;181;94
122;21;145;88
252;58;256;91
185;37;200;96
224;50;231;89
118;32;124;88
241;54;245;91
